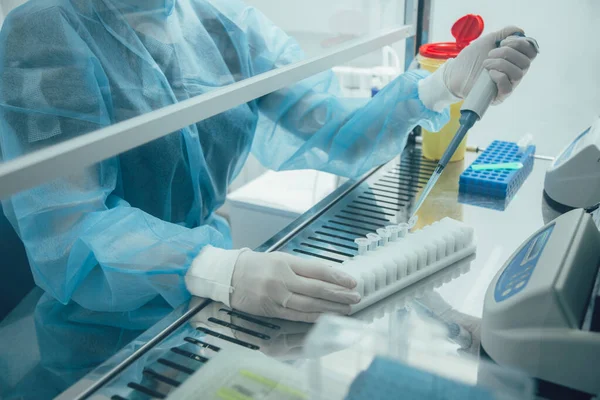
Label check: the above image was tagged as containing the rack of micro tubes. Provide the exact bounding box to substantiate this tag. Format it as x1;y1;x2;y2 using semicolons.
337;216;477;314
459;137;536;204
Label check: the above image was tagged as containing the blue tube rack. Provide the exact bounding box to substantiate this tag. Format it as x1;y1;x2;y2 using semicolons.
459;140;536;203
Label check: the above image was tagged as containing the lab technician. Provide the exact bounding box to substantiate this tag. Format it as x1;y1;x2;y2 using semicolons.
0;0;537;323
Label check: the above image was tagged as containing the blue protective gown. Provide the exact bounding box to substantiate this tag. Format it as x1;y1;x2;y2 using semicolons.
0;0;449;317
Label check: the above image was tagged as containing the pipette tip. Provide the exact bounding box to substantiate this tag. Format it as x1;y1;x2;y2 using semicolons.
410;165;444;218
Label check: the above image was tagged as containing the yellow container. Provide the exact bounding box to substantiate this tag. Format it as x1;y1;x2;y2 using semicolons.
418;55;467;162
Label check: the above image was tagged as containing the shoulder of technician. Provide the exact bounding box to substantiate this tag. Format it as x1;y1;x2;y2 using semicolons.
2;0;80;28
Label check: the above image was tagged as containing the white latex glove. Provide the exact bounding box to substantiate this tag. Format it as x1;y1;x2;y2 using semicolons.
230;250;360;323
419;25;539;112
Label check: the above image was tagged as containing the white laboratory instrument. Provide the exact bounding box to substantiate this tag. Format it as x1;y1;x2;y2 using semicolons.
481;208;600;396
544;118;600;209
340;218;477;314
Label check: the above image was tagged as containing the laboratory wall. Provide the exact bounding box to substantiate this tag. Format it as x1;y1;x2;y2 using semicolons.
430;0;600;157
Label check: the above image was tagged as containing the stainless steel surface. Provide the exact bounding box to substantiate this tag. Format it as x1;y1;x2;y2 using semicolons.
260;147;434;263
58;299;212;400
255;167;379;254
56;146;557;399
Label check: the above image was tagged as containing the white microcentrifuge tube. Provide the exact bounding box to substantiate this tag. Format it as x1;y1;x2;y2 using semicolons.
517;133;534;153
386;225;399;241
341;238;372;297
367;232;398;286
397;223;409;238
354;238;369;256
384;222;410;277
366;233;381;251
351;236;380;296
376;228;390;246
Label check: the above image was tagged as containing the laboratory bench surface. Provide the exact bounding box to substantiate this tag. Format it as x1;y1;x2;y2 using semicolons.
0;146;563;400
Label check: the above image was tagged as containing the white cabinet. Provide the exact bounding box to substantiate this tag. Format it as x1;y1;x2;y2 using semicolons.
226;169;341;249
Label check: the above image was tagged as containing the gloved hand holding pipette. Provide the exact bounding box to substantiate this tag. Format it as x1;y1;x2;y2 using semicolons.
419;26;539;112
413;26;539;216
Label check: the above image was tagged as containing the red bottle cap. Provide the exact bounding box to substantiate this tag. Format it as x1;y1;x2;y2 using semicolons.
419;14;484;59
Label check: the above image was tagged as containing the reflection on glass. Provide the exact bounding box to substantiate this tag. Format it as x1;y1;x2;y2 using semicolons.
0;0;407;163
190;300;312;360
1;0;442;332
247;0;407;60
415;156;465;227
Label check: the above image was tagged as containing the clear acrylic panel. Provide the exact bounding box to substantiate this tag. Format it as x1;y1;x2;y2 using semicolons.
246;0;408;67
0;1;434;397
0;0;411;169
